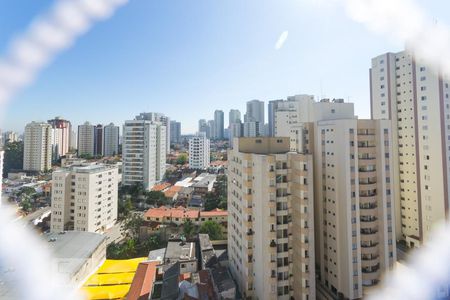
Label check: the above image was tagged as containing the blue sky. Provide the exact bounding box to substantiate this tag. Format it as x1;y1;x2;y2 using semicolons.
1;0;449;134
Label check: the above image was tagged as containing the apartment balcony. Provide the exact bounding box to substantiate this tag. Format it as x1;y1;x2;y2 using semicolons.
361;241;379;249
361;256;380;269
357;134;375;142
360;208;378;220
358;183;378;191
360;232;379;244
358;146;377;156
358;159;377;167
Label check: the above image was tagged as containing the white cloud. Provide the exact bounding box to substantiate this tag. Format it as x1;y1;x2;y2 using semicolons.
275;30;289;50
343;0;450;76
0;0;130;107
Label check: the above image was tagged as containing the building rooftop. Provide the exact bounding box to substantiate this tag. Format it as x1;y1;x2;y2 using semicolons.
236;137;290;154
200;209;227;218
55;163;118;174
164;185;182;198
46;231;106;277
152;183;172;192
148;248;166;262
127;261;159;300
164;240;196;264
192;173;216;189
210;266;236;299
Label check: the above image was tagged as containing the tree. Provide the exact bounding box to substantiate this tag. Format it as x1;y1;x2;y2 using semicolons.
122;214;144;239
204;193;220;211
144;191;167;206
118;198;133;219
183;219;196;240
176;154;188;165
3;141;23;177
199;221;223;240
138;235;163;254
20;198;32;213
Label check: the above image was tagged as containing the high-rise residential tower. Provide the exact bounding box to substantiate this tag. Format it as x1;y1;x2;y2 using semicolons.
228;137;316;300
188;132;210;169
122;118;166;190
198;119;208;135
245;100;265;124
50;163;118;233
208;120;215;139
103;123;120;157
229;109;241;127
229;122;242;148
2;131;19;145
78;122;95;157
312;119;396;299
135;112;170;154
170;120;181;145
23;122;52;172
268;99;283;137
214;110;224;140
272;97;396;298
370;51;450;246
94;124;103;157
48;117;72;159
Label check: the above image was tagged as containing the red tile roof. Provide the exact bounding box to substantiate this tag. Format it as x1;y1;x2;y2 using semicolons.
127;261;158;300
171;208;199;219
144;207;171;219
151;183;172;192
144;207;200;220
200;208;228;217
164;185;183;198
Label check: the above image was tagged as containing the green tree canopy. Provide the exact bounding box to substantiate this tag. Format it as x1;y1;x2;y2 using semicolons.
183;219;196;240
3;141;23;177
199;221;223;240
176;154;188;165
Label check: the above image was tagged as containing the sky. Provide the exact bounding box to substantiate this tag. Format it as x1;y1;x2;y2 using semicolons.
0;0;449;134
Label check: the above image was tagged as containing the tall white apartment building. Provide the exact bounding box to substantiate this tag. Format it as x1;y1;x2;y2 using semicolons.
228;137;315;300
48;117;72;159
2;131;19;145
313;119;396;299
50;163;118;233
229;122;242;148
170;120;181;144
136;112;170;154
103;123;120;157
245;100;265;136
229;109;241;127
370;51;450;246
23;122;52;172
189;133;210;169
243;121;261;137
122;119;166;190
78;122;95;157
274;97;355;152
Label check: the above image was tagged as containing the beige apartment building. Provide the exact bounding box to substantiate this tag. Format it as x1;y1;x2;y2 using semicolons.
23;121;53;172
371;51;450;246
274;97;355;152
312;119;396;299
228;137;315;300
51;163;118;233
271;97;396;298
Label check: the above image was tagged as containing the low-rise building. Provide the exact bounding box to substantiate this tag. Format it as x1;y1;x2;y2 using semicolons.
143;207;227;227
